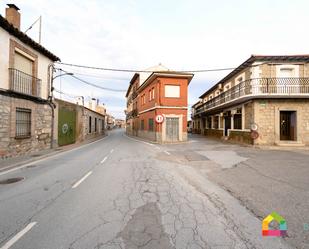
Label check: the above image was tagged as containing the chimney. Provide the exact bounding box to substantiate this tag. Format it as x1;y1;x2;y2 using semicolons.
5;4;21;30
91;98;97;111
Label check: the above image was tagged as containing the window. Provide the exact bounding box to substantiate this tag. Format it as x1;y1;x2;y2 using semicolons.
152;88;155;100
213;116;219;129
141;94;146;105
280;68;294;77
16;108;31;138
234;114;242;129
95;118;97;132
149;118;154;131
102;119;104;131
165;85;180;98
149;88;155;101
140;120;144;130
236;76;244;85
207;116;212;129
14;51;33;75
89;116;92;133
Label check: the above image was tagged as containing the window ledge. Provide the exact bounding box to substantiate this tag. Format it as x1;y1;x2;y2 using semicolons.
15;135;31;139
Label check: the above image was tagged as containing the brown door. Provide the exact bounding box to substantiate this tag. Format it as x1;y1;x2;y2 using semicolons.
280;111;296;141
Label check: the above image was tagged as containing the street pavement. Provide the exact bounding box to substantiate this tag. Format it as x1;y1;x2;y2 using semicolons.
0;129;292;249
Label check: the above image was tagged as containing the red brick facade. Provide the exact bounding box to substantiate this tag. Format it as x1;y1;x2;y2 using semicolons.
126;70;193;143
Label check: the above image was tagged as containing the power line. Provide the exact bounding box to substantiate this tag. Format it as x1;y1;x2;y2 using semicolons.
55;68;127;92
56;62;236;73
69;72;130;81
53;88;81;98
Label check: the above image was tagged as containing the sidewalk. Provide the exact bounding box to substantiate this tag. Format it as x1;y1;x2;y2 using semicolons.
0;134;108;172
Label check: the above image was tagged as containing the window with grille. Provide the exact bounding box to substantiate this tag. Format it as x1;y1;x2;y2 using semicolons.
149;118;154;131
16;108;31;137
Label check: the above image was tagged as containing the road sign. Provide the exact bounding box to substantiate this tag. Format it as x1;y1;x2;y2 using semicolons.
155;114;164;124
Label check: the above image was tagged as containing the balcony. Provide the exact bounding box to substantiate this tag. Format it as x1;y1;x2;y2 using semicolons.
126;109;138;120
9;68;42;98
195;78;309;116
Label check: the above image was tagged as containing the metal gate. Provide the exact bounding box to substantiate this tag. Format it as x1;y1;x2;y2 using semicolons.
166;117;179;142
58;107;76;146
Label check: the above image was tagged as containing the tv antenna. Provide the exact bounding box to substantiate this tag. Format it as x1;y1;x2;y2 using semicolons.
25;16;42;44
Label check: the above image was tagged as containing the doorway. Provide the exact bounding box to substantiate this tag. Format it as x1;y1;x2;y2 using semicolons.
280;111;296;141
166;117;179;142
224;114;231;136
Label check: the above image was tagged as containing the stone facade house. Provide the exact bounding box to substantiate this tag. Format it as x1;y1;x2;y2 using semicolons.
192;55;309;146
125;65;194;143
0;4;59;158
54;99;105;146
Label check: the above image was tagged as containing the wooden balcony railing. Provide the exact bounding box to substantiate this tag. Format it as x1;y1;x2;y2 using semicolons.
9;68;42;98
195;78;309;116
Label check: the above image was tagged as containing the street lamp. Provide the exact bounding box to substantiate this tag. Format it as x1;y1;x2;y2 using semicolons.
51;72;74;99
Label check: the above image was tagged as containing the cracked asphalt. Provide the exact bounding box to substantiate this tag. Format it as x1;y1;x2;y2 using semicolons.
0;130;291;249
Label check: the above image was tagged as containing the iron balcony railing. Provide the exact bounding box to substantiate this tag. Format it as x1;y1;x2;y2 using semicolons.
195;77;309;115
126;109;138;120
9;68;42;98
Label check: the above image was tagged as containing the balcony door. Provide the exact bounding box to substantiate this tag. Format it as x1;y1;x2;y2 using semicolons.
13;52;34;95
277;67;299;94
280;111;296;141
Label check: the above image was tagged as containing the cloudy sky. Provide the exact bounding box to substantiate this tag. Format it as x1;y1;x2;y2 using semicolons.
1;0;309;118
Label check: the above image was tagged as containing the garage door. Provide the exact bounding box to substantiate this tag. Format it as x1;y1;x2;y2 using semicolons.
58;107;76;146
166;117;179;142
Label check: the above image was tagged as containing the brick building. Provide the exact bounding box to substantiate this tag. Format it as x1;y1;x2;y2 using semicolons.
125;65;193;143
0;4;59;158
192;55;309;146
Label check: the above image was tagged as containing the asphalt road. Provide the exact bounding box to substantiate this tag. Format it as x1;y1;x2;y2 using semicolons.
0;129;291;249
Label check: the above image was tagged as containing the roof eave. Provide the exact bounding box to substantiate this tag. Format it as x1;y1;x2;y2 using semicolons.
0;15;60;61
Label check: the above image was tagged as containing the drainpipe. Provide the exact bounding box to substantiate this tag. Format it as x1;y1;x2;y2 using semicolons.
48;63;56;149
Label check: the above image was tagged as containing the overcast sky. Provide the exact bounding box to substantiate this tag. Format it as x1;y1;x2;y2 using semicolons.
1;0;309;118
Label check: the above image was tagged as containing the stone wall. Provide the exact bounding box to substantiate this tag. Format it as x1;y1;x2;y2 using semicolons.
82;108;105;141
0;94;52;159
229;130;253;144
244;102;254;129
204;129;223;138
253;99;309;145
137;130;156;141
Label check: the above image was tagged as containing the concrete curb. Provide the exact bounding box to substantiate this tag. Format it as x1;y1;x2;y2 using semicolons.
0;134;108;174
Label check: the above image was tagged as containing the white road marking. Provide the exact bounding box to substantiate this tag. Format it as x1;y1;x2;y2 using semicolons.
124;134;158;147
164;151;171;155
101;156;108;164
0;135;109;177
0;222;37;249
110;149;114;154
72;171;92;189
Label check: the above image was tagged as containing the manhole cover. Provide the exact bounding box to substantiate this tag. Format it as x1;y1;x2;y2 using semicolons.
0;177;25;184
